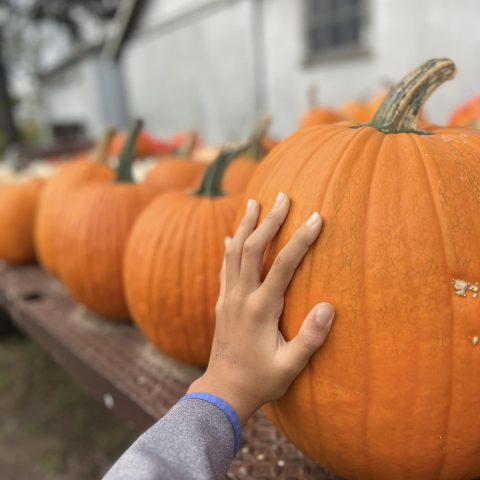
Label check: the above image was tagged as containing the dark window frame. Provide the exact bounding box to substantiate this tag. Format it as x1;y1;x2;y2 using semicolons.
302;0;371;65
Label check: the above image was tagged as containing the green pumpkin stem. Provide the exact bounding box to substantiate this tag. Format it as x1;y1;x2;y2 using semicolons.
92;127;115;165
176;131;197;158
116;119;143;183
369;58;456;134
193;144;247;197
244;114;272;161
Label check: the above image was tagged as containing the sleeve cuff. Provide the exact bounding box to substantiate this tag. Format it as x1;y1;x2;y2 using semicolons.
180;392;242;455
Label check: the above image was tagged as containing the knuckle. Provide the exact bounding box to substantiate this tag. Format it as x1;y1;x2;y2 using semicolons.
272;254;288;273
243;238;259;256
246;297;263;318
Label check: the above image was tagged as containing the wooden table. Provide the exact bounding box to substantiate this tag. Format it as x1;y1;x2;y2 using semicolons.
0;263;339;479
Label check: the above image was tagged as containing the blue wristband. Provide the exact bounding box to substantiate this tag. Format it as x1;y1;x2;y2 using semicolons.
180;392;242;455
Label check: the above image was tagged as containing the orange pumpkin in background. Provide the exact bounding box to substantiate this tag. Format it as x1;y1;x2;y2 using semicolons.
222;115;272;194
35;129;115;276
448;95;480;127
57;121;156;322
0;178;45;264
124;147;244;365
110;129;173;158
145;131;208;192
299;85;345;128
243;58;480;480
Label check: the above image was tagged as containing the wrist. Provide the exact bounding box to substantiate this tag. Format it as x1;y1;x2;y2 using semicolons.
188;373;260;425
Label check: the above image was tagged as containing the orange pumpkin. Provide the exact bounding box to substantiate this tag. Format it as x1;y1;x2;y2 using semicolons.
0;178;45;264
124;148;243;365
448;95;480;127
110;130;173;158
299;86;344;128
222;115;271;195
145;132;208;192
243;59;480;479
57;121;156;321
35;129;115;276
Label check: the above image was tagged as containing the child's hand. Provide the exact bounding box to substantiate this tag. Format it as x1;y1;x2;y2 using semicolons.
188;193;335;424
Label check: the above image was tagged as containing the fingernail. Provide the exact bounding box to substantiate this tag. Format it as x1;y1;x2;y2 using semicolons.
224;237;232;248
305;212;321;227
315;304;335;328
274;192;286;208
245;199;256;214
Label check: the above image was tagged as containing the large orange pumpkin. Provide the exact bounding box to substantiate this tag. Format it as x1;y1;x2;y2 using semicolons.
222;115;271;194
124;148;243;365
57;121;156;321
0;178;45;264
299;86;344;128
243;59;480;480
145;132;208;192
35;129;115;275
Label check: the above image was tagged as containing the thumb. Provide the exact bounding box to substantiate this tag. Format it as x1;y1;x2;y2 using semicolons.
281;303;335;376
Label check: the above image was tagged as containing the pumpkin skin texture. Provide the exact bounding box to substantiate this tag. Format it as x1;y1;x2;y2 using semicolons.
0;179;45;264
124;149;243;365
35;130;114;275
144;158;208;192
57;182;154;321
57;120;155;322
243;59;480;480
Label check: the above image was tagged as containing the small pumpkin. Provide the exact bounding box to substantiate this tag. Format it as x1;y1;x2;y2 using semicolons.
35;129;115;276
299;85;344;128
57;120;156;321
243;58;480;479
0;178;45;264
222;115;272;195
448;95;480;127
124;147;244;365
145;131;208;192
110;130;173;158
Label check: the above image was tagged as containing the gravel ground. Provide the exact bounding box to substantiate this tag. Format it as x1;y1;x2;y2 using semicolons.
0;334;139;480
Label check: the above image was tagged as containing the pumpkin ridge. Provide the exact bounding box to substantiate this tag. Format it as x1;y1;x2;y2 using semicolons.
179;198;201;363
360;132;391;479
410;135;454;479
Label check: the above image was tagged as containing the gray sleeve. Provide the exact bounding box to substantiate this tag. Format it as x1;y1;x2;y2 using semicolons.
102;399;235;480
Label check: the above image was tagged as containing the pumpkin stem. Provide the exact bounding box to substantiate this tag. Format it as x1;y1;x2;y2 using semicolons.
308;85;318;109
193;143;248;197
369;58;456;134
92;127;115;165
116;119;143;183
176;130;197;158
244;114;272;161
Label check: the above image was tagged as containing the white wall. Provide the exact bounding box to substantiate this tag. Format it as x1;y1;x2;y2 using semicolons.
121;0;257;143
41;58;104;138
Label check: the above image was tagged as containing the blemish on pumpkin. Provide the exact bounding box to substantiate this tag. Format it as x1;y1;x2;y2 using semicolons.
452;278;479;298
471;336;479;346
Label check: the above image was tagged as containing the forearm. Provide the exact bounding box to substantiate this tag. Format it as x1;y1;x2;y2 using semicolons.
103;397;240;480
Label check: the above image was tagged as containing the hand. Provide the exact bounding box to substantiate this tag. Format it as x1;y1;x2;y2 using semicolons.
188;192;335;424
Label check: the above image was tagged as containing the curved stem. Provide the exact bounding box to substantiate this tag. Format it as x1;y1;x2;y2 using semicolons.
176;130;197;158
92;127;115;165
369;58;456;134
244;114;272;161
116;119;143;183
193;144;247;197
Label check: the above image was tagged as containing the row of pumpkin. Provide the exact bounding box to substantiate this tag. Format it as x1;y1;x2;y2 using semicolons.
2;58;480;480
0;71;478;368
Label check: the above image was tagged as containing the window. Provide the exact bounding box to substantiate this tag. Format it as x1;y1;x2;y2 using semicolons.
304;0;369;63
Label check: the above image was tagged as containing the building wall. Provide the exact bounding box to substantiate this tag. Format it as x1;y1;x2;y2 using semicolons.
121;0;257;143
40;0;480;142
41;58;104;139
